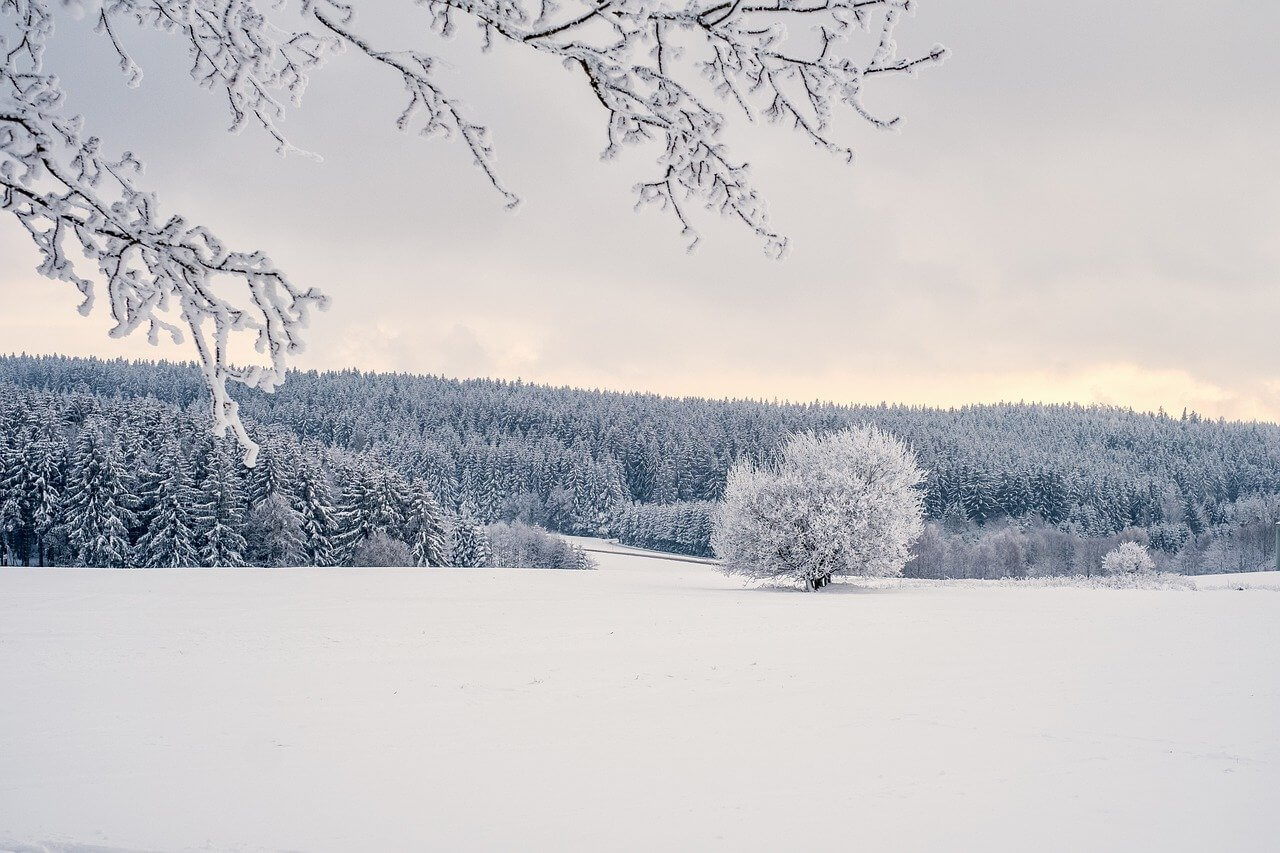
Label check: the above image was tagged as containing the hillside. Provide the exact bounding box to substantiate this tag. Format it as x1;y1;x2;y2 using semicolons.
4;354;1279;572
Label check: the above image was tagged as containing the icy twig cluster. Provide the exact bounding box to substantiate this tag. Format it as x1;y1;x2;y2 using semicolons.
402;0;946;255
1;0;943;462
1;0;337;463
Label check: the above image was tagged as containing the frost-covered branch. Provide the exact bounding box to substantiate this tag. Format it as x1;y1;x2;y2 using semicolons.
1;0;334;464
1;0;944;462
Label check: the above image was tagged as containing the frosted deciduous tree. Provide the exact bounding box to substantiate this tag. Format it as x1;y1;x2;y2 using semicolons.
712;426;923;589
1101;541;1155;576
1;0;945;463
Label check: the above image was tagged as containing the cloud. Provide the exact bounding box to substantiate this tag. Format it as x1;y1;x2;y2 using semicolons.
2;2;1278;421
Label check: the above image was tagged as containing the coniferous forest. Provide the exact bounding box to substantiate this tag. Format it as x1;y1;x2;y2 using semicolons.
2;353;1278;574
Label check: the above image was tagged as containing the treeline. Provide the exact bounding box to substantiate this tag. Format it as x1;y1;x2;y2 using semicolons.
6;355;1279;541
907;493;1279;579
0;386;504;567
5;354;1280;574
614;502;715;557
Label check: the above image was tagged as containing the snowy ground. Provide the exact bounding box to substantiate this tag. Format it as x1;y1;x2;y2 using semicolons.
1190;570;1280;590
2;547;1278;852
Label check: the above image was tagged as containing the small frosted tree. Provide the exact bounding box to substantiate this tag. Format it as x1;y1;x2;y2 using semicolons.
1101;541;1155;576
713;426;924;590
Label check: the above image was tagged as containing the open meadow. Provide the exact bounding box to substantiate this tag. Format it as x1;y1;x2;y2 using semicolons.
2;545;1278;852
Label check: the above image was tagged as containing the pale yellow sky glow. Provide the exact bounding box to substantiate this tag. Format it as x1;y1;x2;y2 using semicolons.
6;270;1279;423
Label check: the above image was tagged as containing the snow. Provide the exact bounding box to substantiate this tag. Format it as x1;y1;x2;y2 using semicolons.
1191;570;1280;590
2;547;1278;852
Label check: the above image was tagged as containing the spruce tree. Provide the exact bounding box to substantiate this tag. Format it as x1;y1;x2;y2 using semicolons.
196;439;248;567
64;422;134;567
134;438;200;567
450;505;492;567
408;482;450;567
245;493;306;567
0;426;36;564
337;461;410;561
294;458;337;566
246;433;297;508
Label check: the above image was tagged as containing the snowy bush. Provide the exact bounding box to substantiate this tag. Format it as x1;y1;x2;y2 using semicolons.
351;532;415;567
1102;542;1156;576
485;522;595;570
713;426;924;590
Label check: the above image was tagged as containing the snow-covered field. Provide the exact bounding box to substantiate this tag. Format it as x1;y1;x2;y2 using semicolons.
1191;570;1280;590
3;546;1278;852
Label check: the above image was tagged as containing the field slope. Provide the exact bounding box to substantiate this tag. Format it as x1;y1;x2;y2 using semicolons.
2;548;1278;852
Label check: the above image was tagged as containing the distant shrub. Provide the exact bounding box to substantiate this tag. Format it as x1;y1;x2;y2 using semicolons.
351;531;414;567
485;521;595;570
1102;542;1155;576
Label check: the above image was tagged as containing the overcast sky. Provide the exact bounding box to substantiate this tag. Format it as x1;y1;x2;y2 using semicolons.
3;1;1278;419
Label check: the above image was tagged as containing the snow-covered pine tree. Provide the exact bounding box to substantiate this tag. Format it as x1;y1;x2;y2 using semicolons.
26;432;65;565
134;438;200;568
451;505;492;568
408;482;450;567
294;458;338;567
244;493;306;567
570;543;594;571
196;439;248;567
0;426;39;564
0;491;21;566
63;422;135;567
246;433;298;508
337;461;411;561
476;463;502;525
0;420;63;563
960;467;998;524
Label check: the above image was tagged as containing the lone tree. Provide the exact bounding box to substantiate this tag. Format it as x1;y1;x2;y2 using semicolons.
713;426;924;590
1;0;945;463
